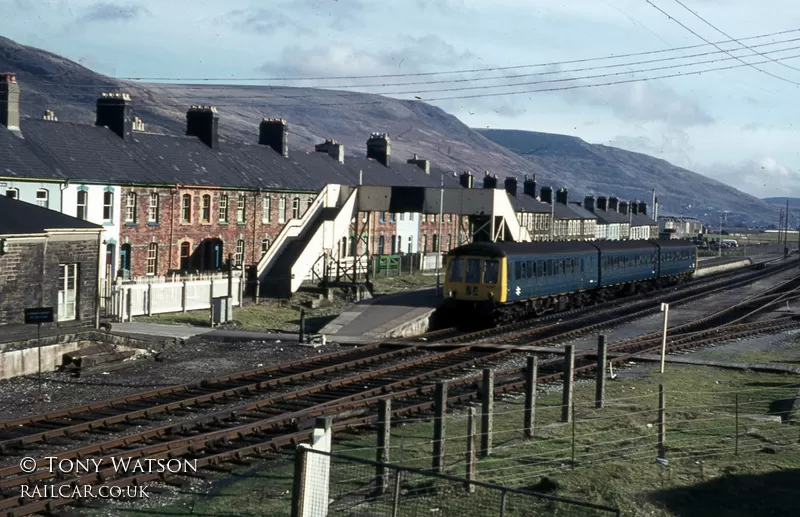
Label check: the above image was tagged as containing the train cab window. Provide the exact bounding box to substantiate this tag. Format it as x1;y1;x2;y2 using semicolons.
515;261;523;280
527;260;534;278
466;259;481;283
484;260;500;285
449;257;465;282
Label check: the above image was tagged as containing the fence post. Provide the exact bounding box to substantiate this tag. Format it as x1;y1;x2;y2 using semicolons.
524;356;537;439
209;277;215;306
126;289;133;322
465;406;477;493
658;384;667;458
290;445;308;517
299;309;306;344
376;398;391;495
433;381;447;473
391;471;402;517
571;403;576;469
562;345;575;423
481;369;494;457
595;335;607;409
734;393;739;456
182;281;188;312
147;283;154;316
499;489;508;517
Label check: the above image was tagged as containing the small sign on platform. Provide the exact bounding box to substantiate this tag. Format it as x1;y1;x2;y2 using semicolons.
24;307;54;324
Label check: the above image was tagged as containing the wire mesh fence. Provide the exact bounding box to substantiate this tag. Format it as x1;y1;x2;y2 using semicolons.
301;447;621;517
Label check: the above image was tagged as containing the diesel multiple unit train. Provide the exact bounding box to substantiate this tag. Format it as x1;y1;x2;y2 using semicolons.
442;239;698;324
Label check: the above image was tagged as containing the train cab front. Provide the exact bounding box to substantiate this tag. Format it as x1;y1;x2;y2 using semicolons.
441;253;504;328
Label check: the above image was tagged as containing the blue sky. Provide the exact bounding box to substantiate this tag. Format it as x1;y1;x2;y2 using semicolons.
3;0;800;199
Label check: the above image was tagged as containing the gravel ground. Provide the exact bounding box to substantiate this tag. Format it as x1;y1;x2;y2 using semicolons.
559;268;800;352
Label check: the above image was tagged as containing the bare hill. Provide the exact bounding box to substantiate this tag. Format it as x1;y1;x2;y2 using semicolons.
0;35;779;225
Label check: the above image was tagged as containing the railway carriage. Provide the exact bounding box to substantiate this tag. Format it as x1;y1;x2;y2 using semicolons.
443;239;698;325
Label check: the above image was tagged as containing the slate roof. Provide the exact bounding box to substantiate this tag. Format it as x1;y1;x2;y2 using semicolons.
508;193;552;213
591;208;630;224
566;202;598;220
631;213;657;226
5;119;464;192
0;194;101;235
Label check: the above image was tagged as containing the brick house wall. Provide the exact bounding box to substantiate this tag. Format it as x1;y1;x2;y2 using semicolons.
418;212;467;253
119;186;316;277
0;235;99;324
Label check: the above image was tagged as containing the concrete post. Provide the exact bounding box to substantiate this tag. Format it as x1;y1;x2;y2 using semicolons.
299;309;306;344
147;283;154;317
376;398;391;495
658;384;666;458
465;406;477;493
290;446;308;517
524;356;537;439
182;281;188;312
433;381;447;473
595;335;607;409
481;369;494;457
562;345;575;423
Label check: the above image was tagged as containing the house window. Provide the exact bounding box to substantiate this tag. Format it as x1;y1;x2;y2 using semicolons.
307;198;313;213
262;196;271;223
279;197;287;223
422;214;427;223
182;194;192;223
237;193;246;224
57;263;78;322
103;191;114;222
147;243;158;275
202;194;211;223
447;234;452;251
218;194;229;223
396;235;402;254
77;190;88;220
380;212;386;224
431;214;436;224
390;234;396;254
180;242;191;270
408;235;413;254
390;213;396;224
235;239;245;266
432;234;439;252
378;235;385;255
422;234;428;252
400;213;405;221
125;192;137;223
36;189;49;208
5;188;18;199
448;214;453;224
148;193;160;223
261;237;271;257
292;197;301;219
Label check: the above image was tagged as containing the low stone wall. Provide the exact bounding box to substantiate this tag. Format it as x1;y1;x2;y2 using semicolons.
0;331;168;380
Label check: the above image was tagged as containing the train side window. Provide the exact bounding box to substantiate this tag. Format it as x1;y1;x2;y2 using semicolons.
547;259;553;276
527;260;534;278
537;261;543;277
521;261;527;279
562;259;566;275
581;258;585;273
484;260;500;285
515;261;522;280
466;259;481;283
448;257;465;282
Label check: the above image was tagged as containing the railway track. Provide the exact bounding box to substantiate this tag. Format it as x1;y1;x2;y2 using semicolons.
0;260;797;515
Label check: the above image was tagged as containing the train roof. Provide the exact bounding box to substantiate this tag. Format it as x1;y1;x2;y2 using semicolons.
448;241;598;258
654;239;697;249
592;241;658;252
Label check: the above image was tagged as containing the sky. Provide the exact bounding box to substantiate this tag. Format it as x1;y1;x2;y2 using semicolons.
3;0;800;199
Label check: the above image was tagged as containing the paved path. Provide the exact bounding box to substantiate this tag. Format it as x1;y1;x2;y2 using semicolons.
320;288;440;338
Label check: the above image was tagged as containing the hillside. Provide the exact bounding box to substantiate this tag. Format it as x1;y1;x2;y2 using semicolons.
762;197;800;210
0;35;780;225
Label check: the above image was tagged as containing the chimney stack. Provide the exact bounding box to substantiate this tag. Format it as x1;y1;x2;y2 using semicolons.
482;171;498;189
608;196;619;212
259;118;288;157
407;153;430;174
523;174;537;197
583;196;595;212
540;186;554;205
459;170;474;188
619;201;629;215
96;92;132;139
556;187;568;205
597;196;608;211
0;73;20;130
42;110;57;122
631;201;639;215
315;138;344;163
504;176;518;197
185;105;219;148
132;116;145;132
638;201;647;215
366;132;390;167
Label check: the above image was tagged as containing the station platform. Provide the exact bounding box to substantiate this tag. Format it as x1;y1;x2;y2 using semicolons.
319;287;441;341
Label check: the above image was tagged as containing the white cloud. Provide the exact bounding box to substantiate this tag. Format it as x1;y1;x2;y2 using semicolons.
703;157;800;198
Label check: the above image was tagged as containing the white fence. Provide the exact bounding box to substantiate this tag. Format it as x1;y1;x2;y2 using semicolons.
109;275;243;322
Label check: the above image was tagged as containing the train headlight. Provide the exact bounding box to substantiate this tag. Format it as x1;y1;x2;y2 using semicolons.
448;290;455;298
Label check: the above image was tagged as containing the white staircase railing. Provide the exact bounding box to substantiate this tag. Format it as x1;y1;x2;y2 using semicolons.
256;184;341;280
493;190;533;242
290;188;358;292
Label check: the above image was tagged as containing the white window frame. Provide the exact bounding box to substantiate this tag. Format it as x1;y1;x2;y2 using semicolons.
77;190;88;220
103;191;114;222
125;192;137;223
36;189;49;208
147;243;158;275
148;193;159;223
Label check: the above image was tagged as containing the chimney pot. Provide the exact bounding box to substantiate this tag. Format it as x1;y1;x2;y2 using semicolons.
523;175;537;198
132;116;145;132
482;174;498;189
259;118;289;157
504;177;518;197
540;186;554;205
186;106;219;148
407;154;430;174
459;171;474;188
42;110;57;122
556;187;568;205
366;133;391;167
95;92;132;139
314;138;344;163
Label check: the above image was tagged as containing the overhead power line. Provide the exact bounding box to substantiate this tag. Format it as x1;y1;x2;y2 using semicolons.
13;42;800;103
671;0;800;74
646;0;800;85
23;27;796;84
